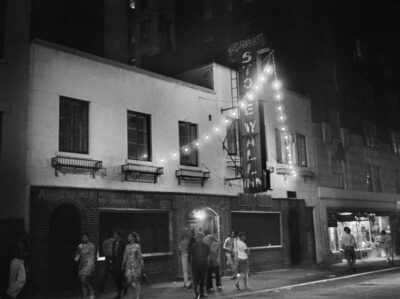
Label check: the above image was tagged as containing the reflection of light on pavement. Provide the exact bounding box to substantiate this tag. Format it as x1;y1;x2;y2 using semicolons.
194;210;206;220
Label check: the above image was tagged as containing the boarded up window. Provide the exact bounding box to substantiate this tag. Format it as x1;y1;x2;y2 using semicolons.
231;212;281;247
99;211;170;255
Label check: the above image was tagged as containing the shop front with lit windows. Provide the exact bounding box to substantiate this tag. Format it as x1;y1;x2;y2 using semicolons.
328;211;398;260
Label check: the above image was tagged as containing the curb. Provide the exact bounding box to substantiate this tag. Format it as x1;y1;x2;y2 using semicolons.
220;266;400;298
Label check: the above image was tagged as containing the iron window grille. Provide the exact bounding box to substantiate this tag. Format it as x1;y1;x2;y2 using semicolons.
175;168;210;186
121;163;163;183
51;156;102;178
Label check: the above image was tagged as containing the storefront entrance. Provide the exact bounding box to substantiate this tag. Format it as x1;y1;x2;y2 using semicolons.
328;211;395;259
188;207;219;237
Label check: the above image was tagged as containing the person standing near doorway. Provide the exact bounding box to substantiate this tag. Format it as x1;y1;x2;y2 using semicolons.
340;227;357;273
379;230;393;265
223;231;237;277
179;228;192;289
206;235;222;293
190;232;210;299
99;231;114;294
112;230;126;299
75;233;96;299
234;232;250;291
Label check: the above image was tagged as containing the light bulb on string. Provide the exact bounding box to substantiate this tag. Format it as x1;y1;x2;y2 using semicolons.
259;74;267;83
183;146;190;154
203;134;211;141
281;126;286;132
279;115;285;122
212;126;221;135
170;151;178;159
223;117;232;126
264;64;274;74
193;140;200;147
159;155;166;164
231;110;238;118
253;84;260;91
239;100;247;109
274;93;283;101
247;92;255;101
292;172;297;177
272;80;282;90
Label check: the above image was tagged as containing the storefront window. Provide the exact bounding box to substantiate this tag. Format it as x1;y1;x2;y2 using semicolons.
328;214;390;252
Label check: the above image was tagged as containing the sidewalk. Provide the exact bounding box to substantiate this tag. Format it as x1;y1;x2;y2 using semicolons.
31;258;399;299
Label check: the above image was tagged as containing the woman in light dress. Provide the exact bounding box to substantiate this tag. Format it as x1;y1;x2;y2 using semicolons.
122;232;144;299
75;233;96;299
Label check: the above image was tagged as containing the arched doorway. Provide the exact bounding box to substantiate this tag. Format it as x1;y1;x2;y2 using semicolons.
188;207;220;237
48;204;81;291
289;209;302;265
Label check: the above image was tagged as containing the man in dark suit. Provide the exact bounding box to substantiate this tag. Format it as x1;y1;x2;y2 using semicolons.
111;230;126;299
190;232;210;299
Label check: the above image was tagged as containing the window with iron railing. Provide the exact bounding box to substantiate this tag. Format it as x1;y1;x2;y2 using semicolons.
59;96;89;154
179;121;198;166
127;111;151;161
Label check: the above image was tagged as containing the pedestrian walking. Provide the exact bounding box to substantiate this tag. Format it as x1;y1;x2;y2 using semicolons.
206;235;222;293
234;232;250;291
122;232;144;299
223;231;236;276
75;233;96;299
190;232;210;299
340;226;357;273
179;228;192;289
112;230;127;299
379;230;393;264
6;249;26;299
99;231;114;293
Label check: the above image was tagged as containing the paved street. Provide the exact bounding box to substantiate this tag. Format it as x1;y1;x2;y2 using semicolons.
242;268;400;298
28;258;400;299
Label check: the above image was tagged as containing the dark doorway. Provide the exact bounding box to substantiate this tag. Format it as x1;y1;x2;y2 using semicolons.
289;209;302;265
305;208;317;262
48;205;81;291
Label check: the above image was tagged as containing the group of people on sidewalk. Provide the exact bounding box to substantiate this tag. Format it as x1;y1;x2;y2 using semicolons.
340;227;393;273
75;230;144;299
179;229;250;299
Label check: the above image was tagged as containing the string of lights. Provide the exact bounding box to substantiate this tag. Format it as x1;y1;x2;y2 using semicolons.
149;51;296;178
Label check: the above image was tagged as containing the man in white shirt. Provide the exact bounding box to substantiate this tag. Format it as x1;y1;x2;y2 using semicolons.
340;226;357;272
223;231;238;278
379;230;393;264
234;232;250;290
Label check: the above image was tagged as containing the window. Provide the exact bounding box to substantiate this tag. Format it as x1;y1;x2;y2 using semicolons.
295;133;307;167
59;96;89;154
275;128;291;164
386;93;399;114
127;111;151;161
99;211;170;255
0;0;5;59
374;166;382;192
226;120;238;155
179;121;198;166
275;129;307;167
354;38;363;59
232;212;281;247
359;78;373;106
366;164;381;192
390;131;400;154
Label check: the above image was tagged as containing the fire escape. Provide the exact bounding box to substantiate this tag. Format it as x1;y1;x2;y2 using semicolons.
222;69;242;183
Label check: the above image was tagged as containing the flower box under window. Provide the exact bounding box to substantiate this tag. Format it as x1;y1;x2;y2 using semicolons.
122;163;163;183
175;168;210;186
51;156;102;178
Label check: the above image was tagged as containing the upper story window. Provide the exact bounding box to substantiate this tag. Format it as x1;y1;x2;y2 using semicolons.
359;78;374;106
390;131;400;154
275;129;308;167
127;111;151;161
354;38;363;60
59;96;89;154
179;121;198;166
386;92;399;114
0;0;6;59
295;133;308;167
